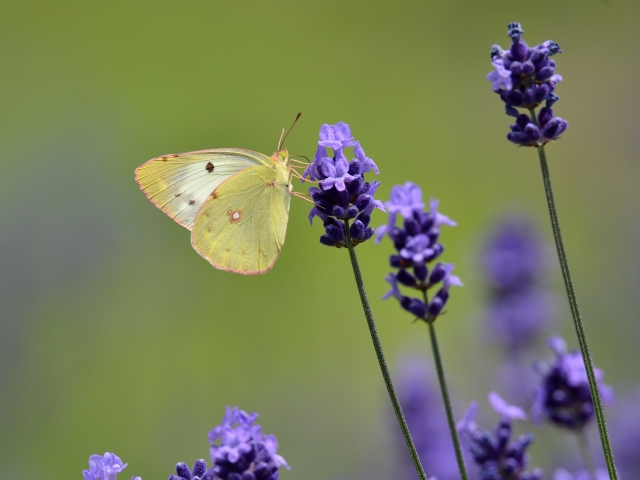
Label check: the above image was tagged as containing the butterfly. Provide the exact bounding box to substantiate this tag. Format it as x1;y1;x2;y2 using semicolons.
135;115;308;275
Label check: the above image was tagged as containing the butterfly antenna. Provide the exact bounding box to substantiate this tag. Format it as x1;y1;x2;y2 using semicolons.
278;112;302;151
290;155;310;163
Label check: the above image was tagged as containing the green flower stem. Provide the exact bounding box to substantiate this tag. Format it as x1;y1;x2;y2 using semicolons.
422;292;470;480
343;220;428;480
529;109;618;480
577;429;596;479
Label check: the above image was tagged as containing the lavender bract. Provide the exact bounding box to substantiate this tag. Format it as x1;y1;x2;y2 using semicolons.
458;393;542;480
305;122;384;247
533;335;614;430
208;406;289;480
487;22;568;146
377;183;461;321
83;452;140;480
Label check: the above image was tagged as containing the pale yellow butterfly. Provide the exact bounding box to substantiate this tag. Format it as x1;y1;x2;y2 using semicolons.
135;115;308;275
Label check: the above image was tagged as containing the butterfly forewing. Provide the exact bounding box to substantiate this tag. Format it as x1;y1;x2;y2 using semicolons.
191;165;291;275
135;149;271;230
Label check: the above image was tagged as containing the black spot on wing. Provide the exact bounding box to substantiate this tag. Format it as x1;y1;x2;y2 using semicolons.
206;162;215;173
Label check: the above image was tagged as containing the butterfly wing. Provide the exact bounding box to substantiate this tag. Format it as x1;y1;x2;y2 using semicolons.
134;149;270;230
191;164;291;275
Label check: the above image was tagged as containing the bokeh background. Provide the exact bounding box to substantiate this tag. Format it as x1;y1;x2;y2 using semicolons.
1;1;639;479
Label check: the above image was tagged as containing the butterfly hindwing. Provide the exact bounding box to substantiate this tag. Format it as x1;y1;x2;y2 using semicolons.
134;149;271;230
191;164;291;275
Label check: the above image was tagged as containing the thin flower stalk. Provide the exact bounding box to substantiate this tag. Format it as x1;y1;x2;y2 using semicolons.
376;183;469;480
305;123;429;480
486;22;618;479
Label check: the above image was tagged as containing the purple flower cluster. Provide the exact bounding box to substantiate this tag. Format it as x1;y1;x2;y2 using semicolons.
394;357;460;480
458;392;542;480
82;452;140;480
533;335;614;430
377;182;461;321
207;406;289;480
304;122;384;247
482;215;554;350
487;22;568;146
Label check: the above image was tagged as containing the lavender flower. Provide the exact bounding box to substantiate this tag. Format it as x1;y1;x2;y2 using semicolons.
377;183;460;321
533;335;614;430
208;406;289;480
83;453;140;480
394;357;460;480
305;122;384;247
487;22;568;146
458;392;542;480
482;215;555;349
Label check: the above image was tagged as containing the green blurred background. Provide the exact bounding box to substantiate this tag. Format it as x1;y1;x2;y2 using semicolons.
1;1;639;479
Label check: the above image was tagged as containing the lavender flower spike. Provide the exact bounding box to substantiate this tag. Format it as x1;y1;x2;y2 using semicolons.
208;406;289;480
306;122;384;247
533;334;614;430
378;183;460;322
459;393;542;480
83;453;139;480
487;22;569;146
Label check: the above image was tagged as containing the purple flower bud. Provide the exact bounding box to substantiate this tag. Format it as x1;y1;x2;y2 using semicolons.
414;263;428;282
505;104;520;118
537;107;553;128
348;159;361;176
346;205;359;218
502;89;524;107
396;269;417;287
535;66;555;81
507;22;525;42
401;297;427;318
546;93;559;107
176;463;192;479
428;293;447;317
510;40;529;62
542;117;568;140
510;61;524;76
429;263;447;284
524;123;541;142
349;219;365;240
507;131;530;146
347;175;363;196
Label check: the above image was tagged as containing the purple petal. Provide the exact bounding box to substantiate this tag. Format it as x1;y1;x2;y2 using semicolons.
488;391;528;420
457;401;478;434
